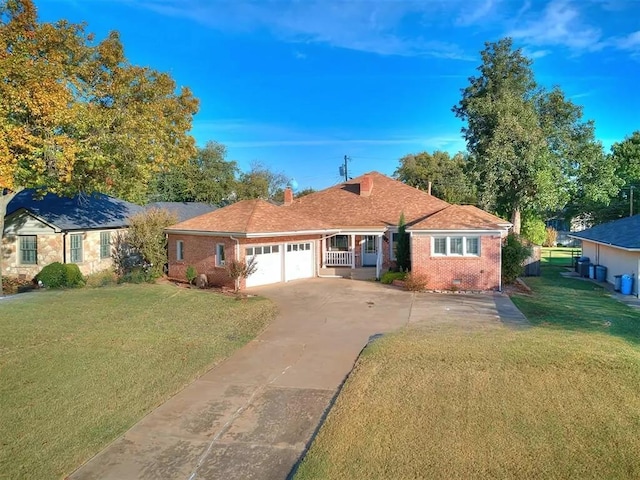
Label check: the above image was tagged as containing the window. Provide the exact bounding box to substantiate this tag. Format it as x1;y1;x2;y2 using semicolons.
329;235;348;251
433;237;447;255
216;244;225;266
176;240;184;261
466;237;479;256
450;237;463;255
432;236;480;256
100;232;111;259
19;236;37;264
390;232;399;260
70;234;83;263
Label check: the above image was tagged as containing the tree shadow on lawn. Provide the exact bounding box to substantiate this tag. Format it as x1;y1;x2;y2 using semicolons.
512;266;640;346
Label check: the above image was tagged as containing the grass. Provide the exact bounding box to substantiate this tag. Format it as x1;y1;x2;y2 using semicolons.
512;266;640;342
0;284;275;480
540;246;582;266
295;266;640;479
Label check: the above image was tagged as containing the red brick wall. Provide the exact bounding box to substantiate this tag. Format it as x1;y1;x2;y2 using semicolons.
410;234;502;291
167;233;322;289
167;234;238;288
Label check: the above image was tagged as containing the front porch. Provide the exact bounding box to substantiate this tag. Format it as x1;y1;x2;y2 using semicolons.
321;232;386;279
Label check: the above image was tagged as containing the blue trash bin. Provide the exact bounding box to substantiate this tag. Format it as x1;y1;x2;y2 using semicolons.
621;274;634;295
595;265;607;282
588;263;595;279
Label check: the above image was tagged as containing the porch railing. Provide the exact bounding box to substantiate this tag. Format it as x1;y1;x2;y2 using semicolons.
324;250;353;267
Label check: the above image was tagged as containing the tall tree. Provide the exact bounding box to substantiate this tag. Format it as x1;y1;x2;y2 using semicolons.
0;0;198;294
453;38;552;233
537;88;619;222
586;131;640;222
394;150;476;204
236;162;290;201
150;141;238;204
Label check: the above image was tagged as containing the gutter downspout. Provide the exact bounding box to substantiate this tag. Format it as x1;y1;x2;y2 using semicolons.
62;232;67;264
230;235;240;290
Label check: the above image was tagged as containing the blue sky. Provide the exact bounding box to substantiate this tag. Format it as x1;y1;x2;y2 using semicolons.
37;0;640;190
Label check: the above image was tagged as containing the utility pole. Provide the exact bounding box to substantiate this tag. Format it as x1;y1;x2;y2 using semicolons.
343;155;350;181
339;155;350;181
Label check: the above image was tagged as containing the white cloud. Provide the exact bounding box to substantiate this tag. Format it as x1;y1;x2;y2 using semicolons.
456;0;498;26
509;0;603;52
616;31;640;51
127;0;474;60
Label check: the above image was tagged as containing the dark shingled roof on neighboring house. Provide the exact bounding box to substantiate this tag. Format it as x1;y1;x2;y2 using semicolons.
147;202;217;223
569;215;640;250
6;190;143;231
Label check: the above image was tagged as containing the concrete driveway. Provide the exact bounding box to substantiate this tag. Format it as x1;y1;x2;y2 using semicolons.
69;278;526;480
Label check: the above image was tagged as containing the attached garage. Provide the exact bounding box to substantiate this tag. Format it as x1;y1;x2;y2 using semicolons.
285;242;314;281
245;241;316;287
165;198;333;290
245;245;283;287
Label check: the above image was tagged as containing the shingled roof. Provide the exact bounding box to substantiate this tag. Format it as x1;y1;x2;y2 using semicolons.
289;172;450;229
569;215;640;250
409;205;511;231
147;202;217;223
166;199;333;235
6;190;143;231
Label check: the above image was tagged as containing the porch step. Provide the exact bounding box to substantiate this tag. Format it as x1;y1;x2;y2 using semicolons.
319;267;377;280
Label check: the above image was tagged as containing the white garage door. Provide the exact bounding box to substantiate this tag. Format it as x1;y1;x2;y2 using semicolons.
285;242;314;281
245;245;282;287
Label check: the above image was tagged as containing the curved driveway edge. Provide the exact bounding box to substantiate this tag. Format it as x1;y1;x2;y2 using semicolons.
69;279;527;480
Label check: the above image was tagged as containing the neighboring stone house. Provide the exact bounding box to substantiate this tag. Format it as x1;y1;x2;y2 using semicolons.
166;172;511;291
2;190;142;278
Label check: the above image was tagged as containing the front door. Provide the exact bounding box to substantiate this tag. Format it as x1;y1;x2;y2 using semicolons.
362;235;377;266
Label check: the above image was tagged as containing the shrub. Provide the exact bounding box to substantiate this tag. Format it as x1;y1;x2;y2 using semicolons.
36;262;84;288
186;265;197;285
226;257;258;292
63;264;85;287
126;208;178;278
404;272;428;291
1;276;33;294
380;271;406;284
85;269;118;288
36;262;67;288
544;227;558;247
521;215;546;245
395;212;411;272
119;266;153;284
502;233;532;284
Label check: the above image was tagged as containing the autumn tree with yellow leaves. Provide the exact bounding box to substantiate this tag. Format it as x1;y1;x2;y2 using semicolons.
0;0;199;294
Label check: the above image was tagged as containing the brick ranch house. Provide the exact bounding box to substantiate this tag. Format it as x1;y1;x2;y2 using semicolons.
166;172;512;291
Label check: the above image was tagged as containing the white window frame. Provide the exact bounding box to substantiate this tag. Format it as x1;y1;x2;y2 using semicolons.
431;236;481;257
216;243;225;267
176;240;184;261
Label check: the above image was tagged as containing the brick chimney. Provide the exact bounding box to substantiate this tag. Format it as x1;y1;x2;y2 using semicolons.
284;187;294;206
360;174;373;197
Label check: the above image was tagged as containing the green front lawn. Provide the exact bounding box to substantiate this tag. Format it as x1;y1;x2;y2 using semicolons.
295;267;640;479
0;284;275;479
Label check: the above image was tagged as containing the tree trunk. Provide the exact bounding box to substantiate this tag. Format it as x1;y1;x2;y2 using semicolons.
511;207;521;235
0;190;21;297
